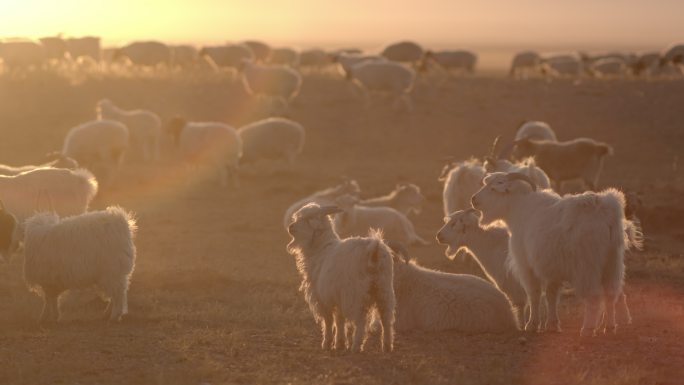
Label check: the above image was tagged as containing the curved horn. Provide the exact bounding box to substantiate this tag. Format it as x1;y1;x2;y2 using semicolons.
488;136;502;159
505;172;537;191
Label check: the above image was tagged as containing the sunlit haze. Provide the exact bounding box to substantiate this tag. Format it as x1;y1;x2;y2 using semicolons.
2;0;682;51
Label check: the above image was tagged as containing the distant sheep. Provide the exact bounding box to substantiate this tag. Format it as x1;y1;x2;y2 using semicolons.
22;206;136;323
282;180;361;229
299;48;330;70
62;119;129;187
97;99;161;161
333;195;428;246
39;37;67;61
386;241;519;332
239;60;302;114
471;172;628;335
287;204;395;352
424;50;477;74
243;41;271;63
238;117;305;166
509;137;613;191
381;41;424;66
662;44;684;64
360;183;425;216
0;40;45;71
510;51;542;78
348;60;416;111
332;52;385;78
199;44;254;69
65;37;101;61
113;41;171;67
0;154;78;176
268;47;300;67
541;55;586;78
589;58;629;78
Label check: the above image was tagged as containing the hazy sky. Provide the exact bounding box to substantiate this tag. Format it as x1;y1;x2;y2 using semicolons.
1;0;681;50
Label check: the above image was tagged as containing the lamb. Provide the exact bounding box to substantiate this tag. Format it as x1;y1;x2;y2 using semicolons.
662;44;684;64
347;60;416;111
333;195;428;246
423;50;477;74
470;172;628;336
507;137;613;191
286;204;395;352
381;41;424;67
21;206;136;323
360;183;425;216
242;40;271;63
62;119;129;187
436;209;528;324
509;51;542;78
237;117;305;166
0;153;78;176
199;44;254;69
113;41;172;67
165;117;242;187
239;60;302;114
386;241;519;333
268;47;300;67
282;179;361;229
96;99;161;161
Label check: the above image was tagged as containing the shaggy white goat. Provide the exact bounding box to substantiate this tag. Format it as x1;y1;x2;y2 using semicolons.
436;209;528;324
97;99;161;161
166;117;243;187
239;61;302;114
509;51;542;78
348;60;416;111
237;117;305;166
333;195;428;246
471;172;627;336
287;204;395;352
509;137;613;191
62;119;129;187
283;180;361;229
440;158;485;217
22;206;136;323
0;154;78;176
360;183;425;216
386;241;519;332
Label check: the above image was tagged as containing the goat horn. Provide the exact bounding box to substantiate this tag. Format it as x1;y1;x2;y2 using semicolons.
505;172;537;191
488;136;502;159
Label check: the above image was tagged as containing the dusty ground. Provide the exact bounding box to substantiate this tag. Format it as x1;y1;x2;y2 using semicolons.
0;68;683;385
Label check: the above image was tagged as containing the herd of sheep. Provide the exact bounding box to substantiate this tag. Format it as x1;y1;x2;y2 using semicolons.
0;36;658;354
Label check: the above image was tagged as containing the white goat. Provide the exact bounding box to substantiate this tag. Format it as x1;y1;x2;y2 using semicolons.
62;119;129;187
333;195;428;246
348;60;416;111
22;206;136;323
386;241;519;333
360;183;425;216
240;61;302;114
287;204;395;352
97;99;161;161
283;180;361;229
238;117;305;166
509;51;542;78
166;117;242;187
509;137;613;191
471;172;627;336
440;158;485;217
0;154;78;176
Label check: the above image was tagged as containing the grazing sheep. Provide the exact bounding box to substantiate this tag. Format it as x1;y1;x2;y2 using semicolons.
360;183;425;216
436;209;528;324
424;50;477;74
514;120;558;142
471;172;627;336
589;57;629;78
381;41;424;66
96;99;161;161
631;52;661;76
333;195;428;246
268;47;300;67
348;60;416;111
287;204;395;352
541;55;586;78
199;44;254;69
662;44;684;64
22;206;136;323
0;154;78;176
510;51;542;78
283;180;361;229
386;241;519;332
243;40;271;62
62;119;129;187
166;117;242;187
113;41;171;67
509;137;613;191
239;60;302;114
65;36;101;62
238;117;305;166
332;52;385;78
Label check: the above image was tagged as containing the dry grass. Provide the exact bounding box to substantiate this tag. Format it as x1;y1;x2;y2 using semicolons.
0;67;682;385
